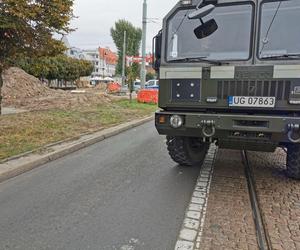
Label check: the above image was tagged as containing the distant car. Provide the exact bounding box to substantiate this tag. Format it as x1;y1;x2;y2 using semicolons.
125;81;141;91
145;79;159;89
133;81;141;92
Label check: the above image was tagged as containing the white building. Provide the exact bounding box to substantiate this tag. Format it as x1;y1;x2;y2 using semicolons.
62;37;117;83
81;49;102;79
99;47;118;78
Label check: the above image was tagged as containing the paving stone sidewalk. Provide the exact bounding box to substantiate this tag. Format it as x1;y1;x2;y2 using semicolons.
248;149;300;250
200;149;258;250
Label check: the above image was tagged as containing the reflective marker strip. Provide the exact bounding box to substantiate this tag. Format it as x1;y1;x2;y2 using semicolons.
210;66;235;79
273;65;300;78
160;67;202;79
160;64;300;80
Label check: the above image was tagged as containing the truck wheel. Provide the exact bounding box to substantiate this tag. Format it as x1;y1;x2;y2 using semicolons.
286;144;300;180
166;136;209;167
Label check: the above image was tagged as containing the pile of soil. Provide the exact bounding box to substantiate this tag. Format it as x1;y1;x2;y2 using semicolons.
2;67;114;111
95;82;107;92
2;67;56;102
75;79;91;88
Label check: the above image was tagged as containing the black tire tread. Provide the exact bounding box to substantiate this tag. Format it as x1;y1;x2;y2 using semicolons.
166;136;208;167
287;144;300;180
167;136;193;166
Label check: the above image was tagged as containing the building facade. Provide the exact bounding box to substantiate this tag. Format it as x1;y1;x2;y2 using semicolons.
99;47;118;77
62;37;118;80
81;50;102;78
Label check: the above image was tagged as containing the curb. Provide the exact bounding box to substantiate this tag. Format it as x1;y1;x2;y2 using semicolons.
0;116;153;183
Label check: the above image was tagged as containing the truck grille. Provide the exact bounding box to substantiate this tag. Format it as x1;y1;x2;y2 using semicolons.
217;80;291;100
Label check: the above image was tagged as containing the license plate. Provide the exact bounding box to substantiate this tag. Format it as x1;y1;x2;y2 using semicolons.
228;96;276;108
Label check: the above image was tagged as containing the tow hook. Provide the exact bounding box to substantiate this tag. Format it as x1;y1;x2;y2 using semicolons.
287;123;300;143
200;120;216;142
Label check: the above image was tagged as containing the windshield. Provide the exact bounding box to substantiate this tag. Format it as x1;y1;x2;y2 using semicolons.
166;3;253;62
259;0;300;59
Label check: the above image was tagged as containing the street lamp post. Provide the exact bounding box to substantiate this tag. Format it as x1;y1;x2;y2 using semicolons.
122;31;127;88
140;0;147;89
102;50;107;80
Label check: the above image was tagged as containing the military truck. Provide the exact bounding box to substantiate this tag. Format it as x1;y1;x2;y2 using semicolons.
153;0;300;179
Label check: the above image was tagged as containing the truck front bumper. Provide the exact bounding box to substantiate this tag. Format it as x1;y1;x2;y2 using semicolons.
155;111;300;151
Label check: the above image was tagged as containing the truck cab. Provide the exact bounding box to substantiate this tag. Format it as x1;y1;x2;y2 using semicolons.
154;0;300;179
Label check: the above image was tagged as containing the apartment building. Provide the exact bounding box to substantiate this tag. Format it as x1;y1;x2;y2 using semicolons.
62;37;118;80
99;47;118;77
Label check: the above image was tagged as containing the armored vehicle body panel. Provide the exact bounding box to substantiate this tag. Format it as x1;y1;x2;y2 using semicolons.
154;0;300;179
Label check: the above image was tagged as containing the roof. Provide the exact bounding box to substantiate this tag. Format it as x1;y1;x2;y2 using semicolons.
99;48;118;65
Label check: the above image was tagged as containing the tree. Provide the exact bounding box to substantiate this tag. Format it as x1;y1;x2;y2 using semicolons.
127;62;140;103
0;0;74;114
127;62;140;83
111;20;142;75
146;72;156;81
14;55;94;84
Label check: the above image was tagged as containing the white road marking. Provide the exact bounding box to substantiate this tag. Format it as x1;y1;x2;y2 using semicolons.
119;238;141;250
120;246;134;250
174;145;218;250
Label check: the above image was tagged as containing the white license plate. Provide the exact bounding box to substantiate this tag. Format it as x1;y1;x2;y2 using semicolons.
228;96;275;108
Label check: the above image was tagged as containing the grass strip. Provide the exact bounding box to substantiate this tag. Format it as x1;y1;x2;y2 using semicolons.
0;100;157;160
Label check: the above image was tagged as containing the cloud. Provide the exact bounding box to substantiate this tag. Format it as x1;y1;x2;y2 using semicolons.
68;0;178;51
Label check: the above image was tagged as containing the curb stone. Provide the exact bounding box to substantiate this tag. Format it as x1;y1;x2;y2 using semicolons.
0;116;153;183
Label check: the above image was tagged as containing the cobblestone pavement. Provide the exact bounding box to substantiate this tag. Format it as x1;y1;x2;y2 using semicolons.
248;149;300;250
200;149;258;250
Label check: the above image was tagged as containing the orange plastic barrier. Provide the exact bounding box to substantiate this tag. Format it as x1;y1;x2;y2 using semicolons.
107;82;121;93
137;89;158;104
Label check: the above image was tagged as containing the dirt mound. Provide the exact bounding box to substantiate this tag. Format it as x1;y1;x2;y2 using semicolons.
76;79;91;88
95;82;107;92
2;67;57;103
2;67;115;111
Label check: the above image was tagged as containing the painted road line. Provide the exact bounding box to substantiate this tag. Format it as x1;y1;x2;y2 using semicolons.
175;145;218;250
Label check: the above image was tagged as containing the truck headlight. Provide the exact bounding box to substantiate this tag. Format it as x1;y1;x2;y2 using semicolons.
170;115;184;128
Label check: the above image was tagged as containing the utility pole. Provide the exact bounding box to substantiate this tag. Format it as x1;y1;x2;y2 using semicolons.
121;30;127;88
140;0;147;89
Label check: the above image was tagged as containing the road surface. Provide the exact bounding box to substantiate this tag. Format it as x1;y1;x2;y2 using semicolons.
0;121;200;250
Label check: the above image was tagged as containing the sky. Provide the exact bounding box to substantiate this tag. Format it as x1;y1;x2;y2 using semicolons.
66;0;178;53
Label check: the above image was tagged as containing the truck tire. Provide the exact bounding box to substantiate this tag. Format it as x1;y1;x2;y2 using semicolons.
286;144;300;179
166;136;209;167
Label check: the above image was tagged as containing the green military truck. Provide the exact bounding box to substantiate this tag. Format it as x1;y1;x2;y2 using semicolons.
153;0;300;179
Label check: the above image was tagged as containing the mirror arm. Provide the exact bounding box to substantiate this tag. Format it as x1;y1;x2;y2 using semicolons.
196;0;204;9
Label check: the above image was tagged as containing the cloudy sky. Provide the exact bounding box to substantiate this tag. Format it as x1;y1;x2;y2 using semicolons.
67;0;178;52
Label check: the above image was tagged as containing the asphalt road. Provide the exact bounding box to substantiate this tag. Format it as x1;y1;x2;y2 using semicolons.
0;121;201;250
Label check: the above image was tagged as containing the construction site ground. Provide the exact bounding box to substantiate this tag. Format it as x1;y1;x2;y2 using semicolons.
0;68;156;161
2;67;134;112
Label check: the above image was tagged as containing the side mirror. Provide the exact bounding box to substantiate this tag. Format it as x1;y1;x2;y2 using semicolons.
194;19;218;39
188;4;215;20
152;30;162;72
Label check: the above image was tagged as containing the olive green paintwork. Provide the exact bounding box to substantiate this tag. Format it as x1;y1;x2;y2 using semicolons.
155;0;300;152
